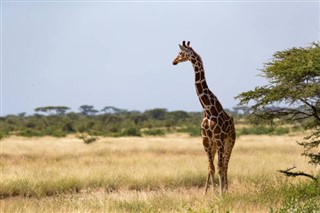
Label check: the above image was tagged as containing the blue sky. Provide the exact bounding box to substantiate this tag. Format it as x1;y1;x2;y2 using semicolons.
1;1;319;115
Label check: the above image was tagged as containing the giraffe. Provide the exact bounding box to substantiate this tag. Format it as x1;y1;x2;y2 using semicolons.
172;41;236;194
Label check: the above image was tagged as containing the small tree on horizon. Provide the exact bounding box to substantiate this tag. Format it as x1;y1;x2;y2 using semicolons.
34;106;70;116
236;42;320;167
101;106;127;114
79;105;98;116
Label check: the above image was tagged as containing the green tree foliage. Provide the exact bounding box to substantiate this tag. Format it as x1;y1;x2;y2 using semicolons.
237;42;320;165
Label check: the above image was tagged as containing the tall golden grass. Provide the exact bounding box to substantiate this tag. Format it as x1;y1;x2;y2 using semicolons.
1;134;319;212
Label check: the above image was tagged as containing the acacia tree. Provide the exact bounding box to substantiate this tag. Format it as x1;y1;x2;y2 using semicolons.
236;42;320;166
101;106;127;114
34;106;70;116
79;105;98;116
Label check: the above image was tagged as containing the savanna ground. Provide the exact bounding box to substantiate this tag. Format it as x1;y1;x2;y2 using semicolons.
1;133;319;212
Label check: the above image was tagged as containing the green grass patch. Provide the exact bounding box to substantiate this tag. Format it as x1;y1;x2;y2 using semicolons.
270;179;320;212
0;178;83;198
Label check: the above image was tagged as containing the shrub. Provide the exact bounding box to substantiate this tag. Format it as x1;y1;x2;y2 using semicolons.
273;127;289;135
142;129;165;136
44;128;66;137
77;134;98;144
0;131;9;140
121;127;142;137
237;126;289;136
178;126;201;137
19;129;44;137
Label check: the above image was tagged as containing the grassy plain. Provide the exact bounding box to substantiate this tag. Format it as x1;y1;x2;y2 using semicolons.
1;134;319;212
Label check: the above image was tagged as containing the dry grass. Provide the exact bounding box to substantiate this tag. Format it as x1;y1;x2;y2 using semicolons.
1;134;319;212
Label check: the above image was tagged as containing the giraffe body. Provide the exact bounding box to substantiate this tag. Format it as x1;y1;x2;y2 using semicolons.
172;41;236;194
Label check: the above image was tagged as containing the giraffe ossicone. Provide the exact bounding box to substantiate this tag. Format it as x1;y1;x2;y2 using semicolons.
172;41;236;194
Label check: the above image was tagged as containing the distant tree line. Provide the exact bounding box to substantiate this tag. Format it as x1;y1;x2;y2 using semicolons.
0;106;202;138
0;105;304;139
0;105;239;138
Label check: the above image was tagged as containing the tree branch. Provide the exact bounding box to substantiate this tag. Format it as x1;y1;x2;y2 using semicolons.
277;166;318;181
299;99;320;121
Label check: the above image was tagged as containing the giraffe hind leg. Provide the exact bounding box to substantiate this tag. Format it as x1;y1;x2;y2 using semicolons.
203;146;215;195
217;144;225;194
202;123;216;195
203;141;216;195
223;135;236;191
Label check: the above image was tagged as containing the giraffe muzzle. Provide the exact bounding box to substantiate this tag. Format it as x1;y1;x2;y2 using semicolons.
172;60;178;65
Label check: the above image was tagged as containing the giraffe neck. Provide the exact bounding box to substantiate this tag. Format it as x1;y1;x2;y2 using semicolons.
190;54;224;117
191;55;208;95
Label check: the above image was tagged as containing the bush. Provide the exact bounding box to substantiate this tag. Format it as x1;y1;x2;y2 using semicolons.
44;128;66;137
237;126;289;136
0;131;9;140
178;126;201;137
19;129;44;137
121;127;142;137
273;127;290;135
142;129;165;136
77;134;98;144
50;130;67;138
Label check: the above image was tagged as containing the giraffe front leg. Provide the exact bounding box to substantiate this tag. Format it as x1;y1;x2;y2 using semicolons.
209;165;215;193
217;145;225;194
204;165;211;195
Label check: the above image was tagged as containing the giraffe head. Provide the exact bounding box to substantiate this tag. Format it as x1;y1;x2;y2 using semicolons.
172;41;194;65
